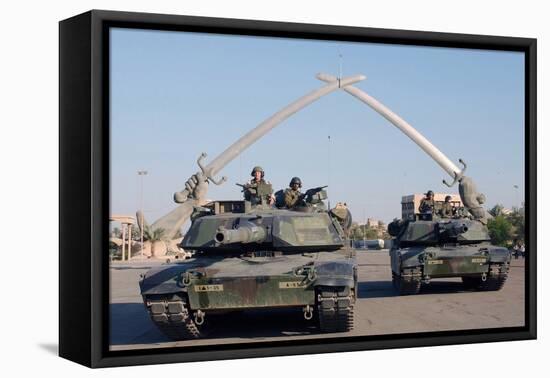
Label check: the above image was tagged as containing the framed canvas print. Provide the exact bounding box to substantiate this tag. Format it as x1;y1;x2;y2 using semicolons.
59;10;536;368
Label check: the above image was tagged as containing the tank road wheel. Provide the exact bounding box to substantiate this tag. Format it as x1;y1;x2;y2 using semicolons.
392;268;421;295
461;263;509;291
316;286;354;333
145;294;210;340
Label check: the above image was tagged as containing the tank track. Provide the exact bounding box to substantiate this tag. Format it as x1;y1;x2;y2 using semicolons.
392;267;422;295
462;262;509;291
316;286;354;333
145;293;206;340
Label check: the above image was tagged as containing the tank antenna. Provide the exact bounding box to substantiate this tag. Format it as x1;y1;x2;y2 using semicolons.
338;46;343;87
329;46;342;209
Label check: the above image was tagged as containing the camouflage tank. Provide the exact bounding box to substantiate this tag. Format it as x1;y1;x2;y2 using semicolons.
139;186;357;339
388;211;511;295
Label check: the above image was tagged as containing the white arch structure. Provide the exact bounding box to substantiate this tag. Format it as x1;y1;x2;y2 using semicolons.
152;74;366;238
316;73;489;222
316;73;464;182
151;72;485;238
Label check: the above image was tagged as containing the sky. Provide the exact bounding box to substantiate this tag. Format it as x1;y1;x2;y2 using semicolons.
110;27;525;226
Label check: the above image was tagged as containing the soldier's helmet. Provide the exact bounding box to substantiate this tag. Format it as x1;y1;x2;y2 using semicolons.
289;177;302;188
425;190;434;197
250;166;264;178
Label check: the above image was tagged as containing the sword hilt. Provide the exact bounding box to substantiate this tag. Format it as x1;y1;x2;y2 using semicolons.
442;159;467;187
173;153;227;203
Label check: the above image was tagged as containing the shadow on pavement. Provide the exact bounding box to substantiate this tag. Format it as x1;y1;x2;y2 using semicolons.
38;343;58;355
110;303;168;345
419;281;469;294
357;281;397;299
110;303;319;346
358;279;475;299
110;266;155;271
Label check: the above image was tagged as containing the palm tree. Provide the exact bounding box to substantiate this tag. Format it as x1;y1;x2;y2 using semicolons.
489;204;504;217
143;225;166;258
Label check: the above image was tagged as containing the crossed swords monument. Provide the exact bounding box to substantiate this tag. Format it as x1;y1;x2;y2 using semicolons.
144;73;490;241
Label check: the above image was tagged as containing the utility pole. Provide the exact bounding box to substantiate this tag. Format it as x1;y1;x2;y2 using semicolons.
138;170;148;259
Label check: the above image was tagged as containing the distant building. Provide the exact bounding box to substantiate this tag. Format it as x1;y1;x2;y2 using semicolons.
354;218;388;239
501;208;513;215
366;218;382;228
354;219;385;230
401;193;462;219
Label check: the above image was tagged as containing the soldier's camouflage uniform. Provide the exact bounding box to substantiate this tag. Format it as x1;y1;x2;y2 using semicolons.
440;202;454;218
419;198;435;214
244;178;273;206
283;187;303;208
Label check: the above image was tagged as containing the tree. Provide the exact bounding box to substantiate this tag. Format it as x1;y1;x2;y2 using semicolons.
485;202;525;246
508;207;525;241
130;227;141;241
487;215;513;247
143;225;166;257
111;227;121;238
379;229;391;240
351;226;364;240
365;227;379;239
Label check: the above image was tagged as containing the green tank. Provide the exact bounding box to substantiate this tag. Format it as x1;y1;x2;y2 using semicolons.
139;188;357;339
388;212;511;295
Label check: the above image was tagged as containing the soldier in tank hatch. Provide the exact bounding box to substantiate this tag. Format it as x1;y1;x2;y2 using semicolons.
242;166;274;206
284;177;306;208
419;190;435;214
440;195;455;218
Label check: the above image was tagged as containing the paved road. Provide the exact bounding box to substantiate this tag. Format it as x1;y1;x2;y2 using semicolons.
110;251;525;351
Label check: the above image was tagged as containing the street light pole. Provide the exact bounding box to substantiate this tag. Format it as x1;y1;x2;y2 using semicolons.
513;185;519;210
138;170;148;259
363;207;366;249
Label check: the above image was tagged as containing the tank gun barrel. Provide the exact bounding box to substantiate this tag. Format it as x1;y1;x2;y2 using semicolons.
215;225;267;245
442;222;469;237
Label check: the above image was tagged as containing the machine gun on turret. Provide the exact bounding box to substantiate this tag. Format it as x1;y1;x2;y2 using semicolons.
274;185;329;210
236;181;274;207
299;185;328;204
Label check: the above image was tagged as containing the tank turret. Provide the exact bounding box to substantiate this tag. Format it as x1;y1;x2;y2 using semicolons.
181;207;345;252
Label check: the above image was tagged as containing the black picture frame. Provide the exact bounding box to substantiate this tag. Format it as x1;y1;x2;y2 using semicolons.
59;9;537;368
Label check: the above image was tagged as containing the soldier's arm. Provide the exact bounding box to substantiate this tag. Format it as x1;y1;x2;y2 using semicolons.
284;190;296;207
265;180;274;195
242;182;254;200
